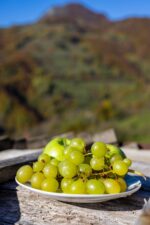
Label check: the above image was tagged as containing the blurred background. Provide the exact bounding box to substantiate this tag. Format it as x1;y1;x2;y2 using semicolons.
0;0;150;144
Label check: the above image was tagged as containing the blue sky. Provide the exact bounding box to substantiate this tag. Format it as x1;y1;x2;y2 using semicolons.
0;0;150;27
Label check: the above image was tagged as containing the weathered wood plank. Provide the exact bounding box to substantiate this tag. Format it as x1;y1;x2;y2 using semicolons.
122;148;150;164
123;142;141;149
13;138;27;149
0;149;42;168
7;188;150;225
0;136;27;150
76;132;93;145
0;136;14;151
0;149;42;183
92;129;117;144
0;188;146;225
131;161;150;177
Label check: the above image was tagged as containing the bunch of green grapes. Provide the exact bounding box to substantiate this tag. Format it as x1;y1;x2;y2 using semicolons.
16;137;134;194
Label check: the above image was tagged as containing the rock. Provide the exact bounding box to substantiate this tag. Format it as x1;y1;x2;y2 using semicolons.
135;199;150;225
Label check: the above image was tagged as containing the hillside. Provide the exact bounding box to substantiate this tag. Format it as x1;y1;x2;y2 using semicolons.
0;4;149;142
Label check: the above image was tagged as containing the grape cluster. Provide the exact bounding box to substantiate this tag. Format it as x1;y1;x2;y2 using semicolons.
16;137;132;194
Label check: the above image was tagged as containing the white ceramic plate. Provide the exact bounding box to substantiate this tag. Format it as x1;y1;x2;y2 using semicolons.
16;174;141;203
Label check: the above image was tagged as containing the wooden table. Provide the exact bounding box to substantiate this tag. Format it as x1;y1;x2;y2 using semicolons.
0;161;150;225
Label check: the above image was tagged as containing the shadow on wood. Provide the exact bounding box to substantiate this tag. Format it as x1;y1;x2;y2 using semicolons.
64;190;150;212
0;181;20;225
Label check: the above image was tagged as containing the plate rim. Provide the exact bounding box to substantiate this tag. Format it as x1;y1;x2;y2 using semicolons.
15;175;142;199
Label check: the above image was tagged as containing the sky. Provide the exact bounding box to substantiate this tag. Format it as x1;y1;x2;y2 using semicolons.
0;0;150;27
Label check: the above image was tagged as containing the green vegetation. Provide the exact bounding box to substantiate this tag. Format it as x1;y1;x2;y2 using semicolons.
0;4;149;142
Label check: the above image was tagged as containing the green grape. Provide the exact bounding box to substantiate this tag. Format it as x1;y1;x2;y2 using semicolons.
58;160;77;178
113;160;128;176
64;146;76;159
106;144;126;158
70;138;85;152
43;138;65;161
78;164;92;177
69;179;86;194
123;158;132;167
50;158;59;167
91;142;107;158
110;154;123;165
64;138;71;146
16;165;33;184
38;153;50;164
117;178;127;192
69;150;84;165
103;178;121;194
31;172;45;189
41;178;59;192
43;164;58;178
33;161;45;172
61;178;73;193
86;179;105;194
90;157;104;171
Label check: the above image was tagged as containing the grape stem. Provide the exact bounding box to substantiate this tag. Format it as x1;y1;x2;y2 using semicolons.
84;152;92;156
93;170;113;176
128;169;146;180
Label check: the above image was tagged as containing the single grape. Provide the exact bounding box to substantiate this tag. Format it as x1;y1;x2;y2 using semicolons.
103;178;121;194
90;157;104;171
64;146;76;159
57;137;70;146
78;164;92;177
61;178;73;193
86;179;105;194
50;158;59;167
43;164;58;178
43;138;65;161
106;144;126;158
16;165;33;184
110;154;123;165
41;178;59;192
69;179;86;194
117;178;127;192
31;172;45;189
33;161;45;172
91;142;107;158
123;158;132;167
38;153;50;164
113;160;128;176
70;138;85;152
58;160;77;178
64;138;71;146
69;150;84;165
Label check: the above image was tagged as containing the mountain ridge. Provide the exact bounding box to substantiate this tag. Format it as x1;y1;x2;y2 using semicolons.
40;3;109;23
